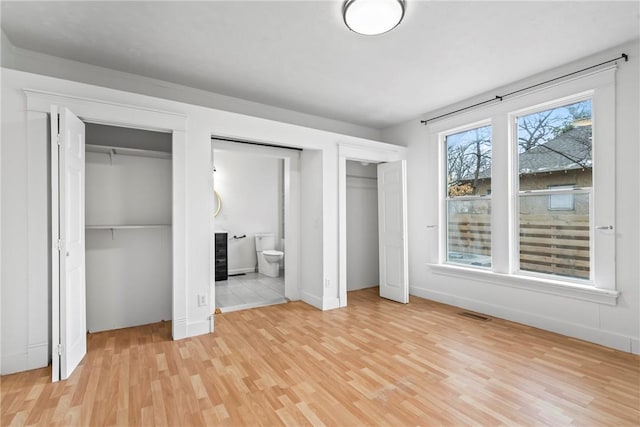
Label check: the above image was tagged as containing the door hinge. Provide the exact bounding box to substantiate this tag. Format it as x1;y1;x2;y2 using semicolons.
56;239;63;251
57;134;62;146
57;344;64;355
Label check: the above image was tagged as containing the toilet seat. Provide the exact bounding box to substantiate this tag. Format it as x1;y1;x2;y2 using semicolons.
263;250;283;257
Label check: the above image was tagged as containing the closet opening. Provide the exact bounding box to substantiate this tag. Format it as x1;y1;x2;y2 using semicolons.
84;123;173;333
338;148;408;307
345;160;380;300
45;101;185;382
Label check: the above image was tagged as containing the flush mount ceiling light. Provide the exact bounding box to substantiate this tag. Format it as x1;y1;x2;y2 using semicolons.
343;0;406;36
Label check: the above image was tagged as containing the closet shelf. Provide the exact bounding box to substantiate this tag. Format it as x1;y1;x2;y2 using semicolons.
86;144;171;159
86;225;171;230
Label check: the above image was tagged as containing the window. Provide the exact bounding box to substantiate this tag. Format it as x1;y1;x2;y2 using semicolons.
445;125;492;268
548;184;575;211
434;69;616;299
516;99;592;281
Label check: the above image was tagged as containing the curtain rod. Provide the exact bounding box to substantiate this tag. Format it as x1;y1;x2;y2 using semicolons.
420;53;628;125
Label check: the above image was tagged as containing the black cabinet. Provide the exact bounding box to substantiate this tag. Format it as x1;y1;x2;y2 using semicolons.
215;232;228;281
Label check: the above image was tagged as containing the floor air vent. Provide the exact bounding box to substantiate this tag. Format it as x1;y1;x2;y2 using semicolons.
459;311;491;321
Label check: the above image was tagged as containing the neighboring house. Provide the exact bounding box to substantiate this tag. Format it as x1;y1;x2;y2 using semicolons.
457;125;592;212
519;125;592;176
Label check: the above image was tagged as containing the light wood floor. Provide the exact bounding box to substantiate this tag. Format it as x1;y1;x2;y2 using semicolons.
2;288;639;426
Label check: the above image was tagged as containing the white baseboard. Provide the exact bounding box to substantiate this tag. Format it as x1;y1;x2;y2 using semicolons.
3;343;49;374
301;290;322;310
187;319;211;338
172;317;187;340
410;286;638;354
27;341;49;370
323;297;340;311
228;267;256;275
0;352;28;375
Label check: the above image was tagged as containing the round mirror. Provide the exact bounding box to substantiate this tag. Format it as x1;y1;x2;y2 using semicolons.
214;191;222;217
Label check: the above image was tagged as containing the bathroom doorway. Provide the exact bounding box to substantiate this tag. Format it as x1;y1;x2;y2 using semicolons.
211;138;300;312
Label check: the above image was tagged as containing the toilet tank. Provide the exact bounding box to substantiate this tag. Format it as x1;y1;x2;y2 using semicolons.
255;233;275;251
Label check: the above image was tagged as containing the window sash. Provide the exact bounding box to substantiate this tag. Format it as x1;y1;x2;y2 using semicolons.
512;94;595;284
442;122;493;269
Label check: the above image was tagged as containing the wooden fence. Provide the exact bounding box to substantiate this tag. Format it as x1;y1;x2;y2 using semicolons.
448;213;590;279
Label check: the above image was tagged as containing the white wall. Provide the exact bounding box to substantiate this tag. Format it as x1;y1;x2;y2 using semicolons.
381;40;640;354
346;161;379;291
1;66;403;374
85;122;172;153
86;228;172;331
1;68;32;373
85;152;172;226
213;150;283;274
1;30;15;69
1;39;380;141
85;144;172;332
300;150;324;307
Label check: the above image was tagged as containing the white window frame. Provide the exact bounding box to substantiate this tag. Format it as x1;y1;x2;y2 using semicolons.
439;119;493;268
429;66;618;305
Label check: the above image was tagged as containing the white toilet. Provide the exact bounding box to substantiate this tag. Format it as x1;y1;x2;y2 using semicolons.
255;233;284;277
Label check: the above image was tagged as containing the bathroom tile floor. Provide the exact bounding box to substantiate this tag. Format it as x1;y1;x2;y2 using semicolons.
215;272;286;313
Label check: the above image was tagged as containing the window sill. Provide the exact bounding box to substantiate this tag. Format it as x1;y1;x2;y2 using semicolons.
426;264;619;306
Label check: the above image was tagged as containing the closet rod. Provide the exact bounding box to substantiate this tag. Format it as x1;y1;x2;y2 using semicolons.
86;144;171;159
346;174;377;180
85;225;172;229
86;224;171;240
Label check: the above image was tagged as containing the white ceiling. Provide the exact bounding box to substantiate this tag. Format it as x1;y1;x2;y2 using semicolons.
2;1;639;129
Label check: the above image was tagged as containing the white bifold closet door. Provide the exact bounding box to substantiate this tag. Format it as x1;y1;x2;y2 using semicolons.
377;160;409;304
51;106;87;382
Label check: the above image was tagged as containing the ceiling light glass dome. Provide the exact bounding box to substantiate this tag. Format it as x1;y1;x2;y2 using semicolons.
343;0;406;36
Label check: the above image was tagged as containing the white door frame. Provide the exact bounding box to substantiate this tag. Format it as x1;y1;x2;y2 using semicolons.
210;139;301;306
338;144;406;307
25;90;189;380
